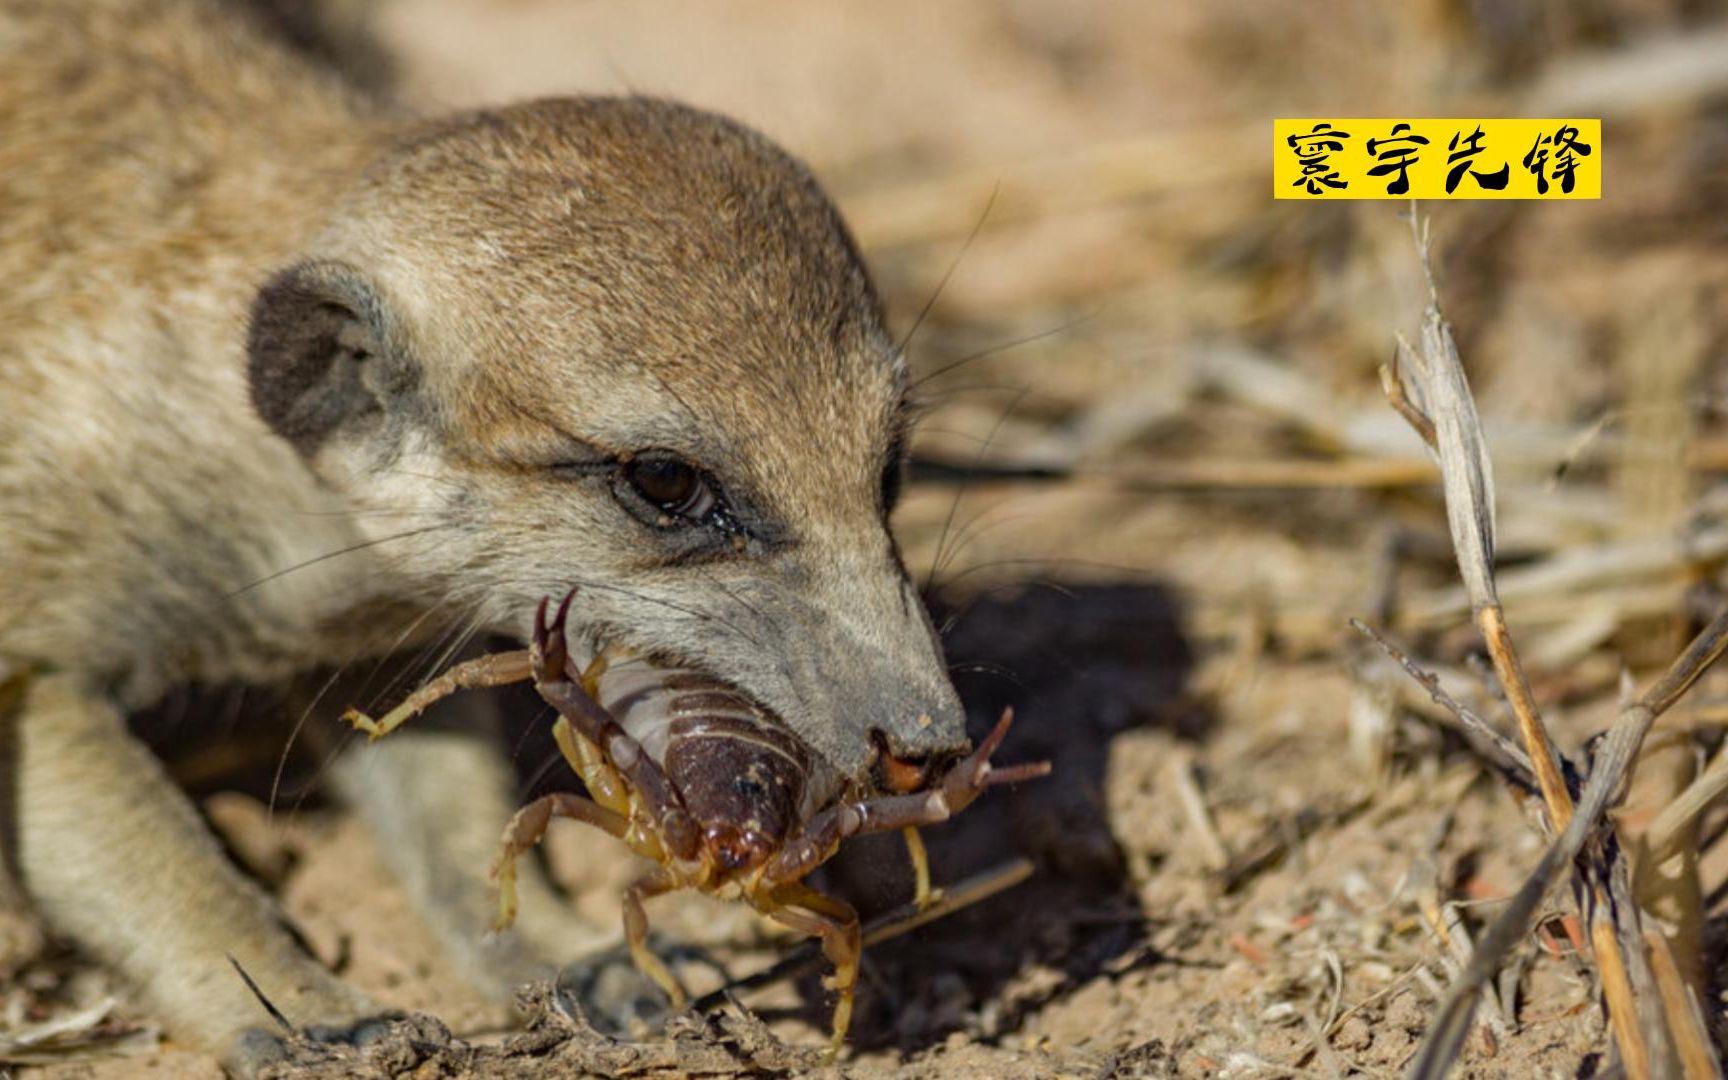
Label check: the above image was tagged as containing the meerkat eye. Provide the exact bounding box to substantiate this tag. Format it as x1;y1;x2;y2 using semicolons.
625;455;716;519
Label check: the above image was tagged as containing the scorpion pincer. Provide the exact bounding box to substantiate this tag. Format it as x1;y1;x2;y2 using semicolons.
344;588;1049;1054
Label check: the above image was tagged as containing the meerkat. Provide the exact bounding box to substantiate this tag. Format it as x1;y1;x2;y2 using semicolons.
0;0;968;1069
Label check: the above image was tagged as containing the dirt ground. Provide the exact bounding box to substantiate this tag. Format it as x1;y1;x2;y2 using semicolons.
10;1;1728;1077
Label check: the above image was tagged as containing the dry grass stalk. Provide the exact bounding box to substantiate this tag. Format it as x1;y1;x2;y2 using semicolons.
1643;929;1718;1080
1406;524;1728;627
1349;619;1533;787
0;996;157;1065
1389;219;1571;830
1410;816;1511;1051
1616;285;1708;1009
1370;211;1728;1080
1167;748;1230;873
1591;914;1652;1077
1642;740;1728;864
844;123;1265;250
688;858;1035;1014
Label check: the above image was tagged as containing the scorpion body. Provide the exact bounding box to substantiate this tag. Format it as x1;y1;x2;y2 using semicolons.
347;590;1048;1053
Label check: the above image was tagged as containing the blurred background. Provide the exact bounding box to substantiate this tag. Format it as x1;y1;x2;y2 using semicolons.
341;0;1728;654
42;2;1728;1076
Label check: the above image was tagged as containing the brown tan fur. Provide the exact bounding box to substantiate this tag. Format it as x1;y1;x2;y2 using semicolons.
0;0;965;1069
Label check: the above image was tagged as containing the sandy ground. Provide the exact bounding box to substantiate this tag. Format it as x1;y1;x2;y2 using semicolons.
10;1;1728;1077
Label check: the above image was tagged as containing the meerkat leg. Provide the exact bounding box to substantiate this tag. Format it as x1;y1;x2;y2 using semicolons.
12;674;382;1068
0;671;46;977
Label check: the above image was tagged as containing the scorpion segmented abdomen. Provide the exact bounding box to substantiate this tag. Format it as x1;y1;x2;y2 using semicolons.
663;708;809;857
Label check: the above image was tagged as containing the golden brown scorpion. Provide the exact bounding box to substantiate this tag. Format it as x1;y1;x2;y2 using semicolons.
344;589;1048;1053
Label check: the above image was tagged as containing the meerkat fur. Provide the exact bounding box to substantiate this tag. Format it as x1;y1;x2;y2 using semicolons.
0;0;965;1067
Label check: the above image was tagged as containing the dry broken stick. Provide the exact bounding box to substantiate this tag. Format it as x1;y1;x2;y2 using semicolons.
1372;211;1722;1080
1348;617;1535;787
689;857;1036;1014
1390;217;1573;830
1386;216;1618;1076
1408;626;1728;1080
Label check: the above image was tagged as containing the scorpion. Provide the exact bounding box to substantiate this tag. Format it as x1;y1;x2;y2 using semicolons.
344;589;1049;1053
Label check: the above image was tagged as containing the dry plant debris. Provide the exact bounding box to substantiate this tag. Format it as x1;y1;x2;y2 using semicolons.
1358;212;1723;1080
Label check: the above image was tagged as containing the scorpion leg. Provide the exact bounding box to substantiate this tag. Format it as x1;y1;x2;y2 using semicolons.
531;592;700;861
765;883;862;1060
766;708;1051;884
900;827;937;909
342;649;534;740
489;792;628;932
551;715;630;819
622;867;687;1009
553;644;637;814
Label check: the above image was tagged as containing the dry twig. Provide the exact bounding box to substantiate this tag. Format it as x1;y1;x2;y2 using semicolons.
689;858;1034;1014
1349;618;1534;786
1372;210;1728;1080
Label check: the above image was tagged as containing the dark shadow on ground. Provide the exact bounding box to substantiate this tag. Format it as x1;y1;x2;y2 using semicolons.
808;580;1207;1053
491;580;1208;1051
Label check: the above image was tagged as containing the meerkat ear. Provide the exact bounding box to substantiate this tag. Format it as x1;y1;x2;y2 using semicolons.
247;260;415;456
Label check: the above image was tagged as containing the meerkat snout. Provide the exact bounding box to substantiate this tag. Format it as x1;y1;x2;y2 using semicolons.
244;96;968;777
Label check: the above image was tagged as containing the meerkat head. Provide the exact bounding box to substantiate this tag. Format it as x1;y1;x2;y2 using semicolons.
246;96;966;781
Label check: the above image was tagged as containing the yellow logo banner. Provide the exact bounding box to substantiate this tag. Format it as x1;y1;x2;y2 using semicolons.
1274;119;1601;200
